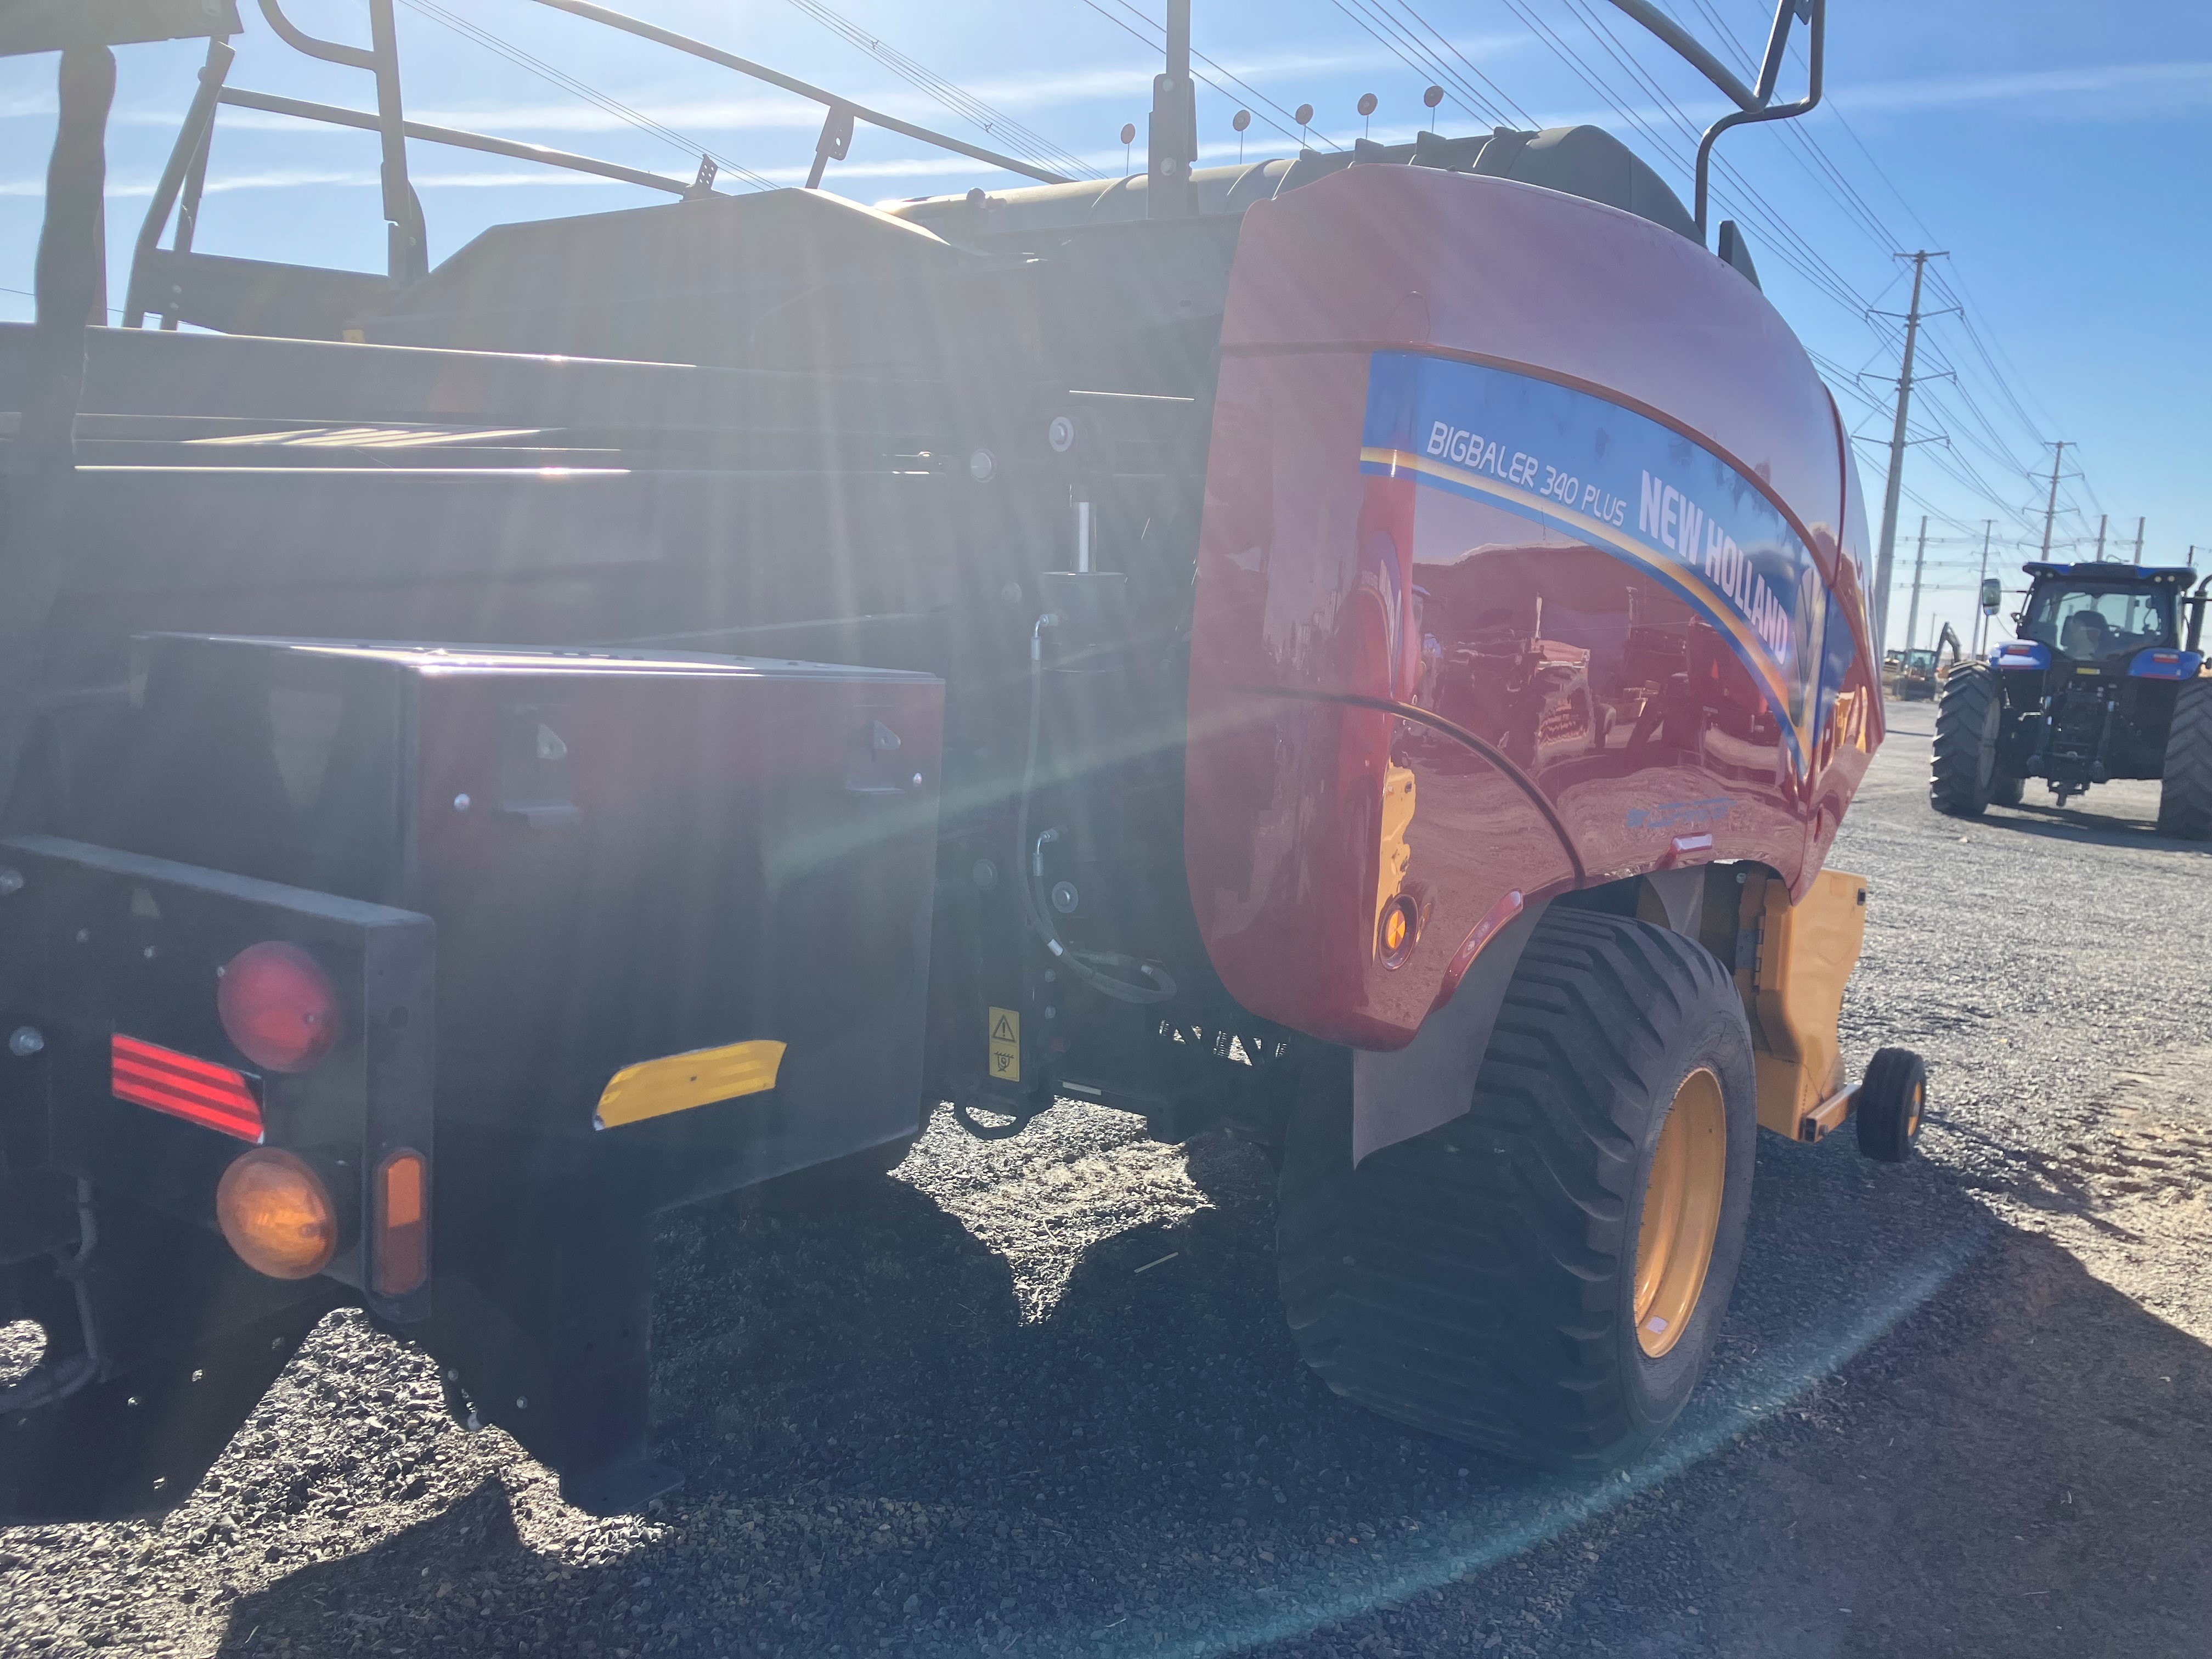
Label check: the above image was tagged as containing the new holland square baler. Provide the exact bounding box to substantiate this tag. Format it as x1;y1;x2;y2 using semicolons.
0;0;1925;1519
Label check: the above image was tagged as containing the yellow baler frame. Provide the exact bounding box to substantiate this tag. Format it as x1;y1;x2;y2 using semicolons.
1732;867;1868;1141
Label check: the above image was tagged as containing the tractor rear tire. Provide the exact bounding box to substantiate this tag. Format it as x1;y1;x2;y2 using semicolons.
2156;679;2212;839
1931;663;2004;818
1276;909;1756;1466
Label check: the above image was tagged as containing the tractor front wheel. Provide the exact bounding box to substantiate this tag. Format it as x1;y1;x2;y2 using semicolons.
1276;909;1756;1466
1931;663;2005;818
2156;678;2212;839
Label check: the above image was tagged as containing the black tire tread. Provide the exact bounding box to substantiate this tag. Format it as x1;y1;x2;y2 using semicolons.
1929;662;2000;818
1855;1046;1925;1164
1277;910;1741;1463
2156;678;2212;839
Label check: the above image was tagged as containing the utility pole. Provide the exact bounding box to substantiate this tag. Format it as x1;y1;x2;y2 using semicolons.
1972;519;1994;656
2094;513;2108;561
1904;515;1927;653
1872;251;1944;659
2132;516;2145;566
2039;441;2069;557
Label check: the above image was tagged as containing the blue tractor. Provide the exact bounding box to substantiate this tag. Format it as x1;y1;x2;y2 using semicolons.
1931;562;2212;836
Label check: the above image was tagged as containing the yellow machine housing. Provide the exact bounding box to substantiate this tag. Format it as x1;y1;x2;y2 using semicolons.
1729;868;1868;1141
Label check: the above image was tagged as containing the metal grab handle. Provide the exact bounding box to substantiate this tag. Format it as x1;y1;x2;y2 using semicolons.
256;0;375;70
1605;0;1826;245
257;0;420;279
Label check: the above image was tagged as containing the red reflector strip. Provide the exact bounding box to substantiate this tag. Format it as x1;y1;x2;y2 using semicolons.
111;1034;264;1142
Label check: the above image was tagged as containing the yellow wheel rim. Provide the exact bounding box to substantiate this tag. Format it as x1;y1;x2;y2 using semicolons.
1633;1068;1727;1359
1905;1076;1925;1140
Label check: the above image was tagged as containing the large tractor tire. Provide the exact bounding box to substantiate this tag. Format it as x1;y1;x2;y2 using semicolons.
1277;908;1756;1466
2156;678;2212;839
1929;662;2007;817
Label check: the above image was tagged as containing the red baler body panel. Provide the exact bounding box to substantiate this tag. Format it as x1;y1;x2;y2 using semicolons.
1185;166;1882;1049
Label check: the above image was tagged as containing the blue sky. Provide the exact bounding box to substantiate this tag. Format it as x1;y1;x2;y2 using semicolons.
5;0;2208;652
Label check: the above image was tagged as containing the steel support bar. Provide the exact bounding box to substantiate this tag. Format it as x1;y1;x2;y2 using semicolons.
217;88;692;195
122;37;234;329
524;0;1069;185
364;0;424;280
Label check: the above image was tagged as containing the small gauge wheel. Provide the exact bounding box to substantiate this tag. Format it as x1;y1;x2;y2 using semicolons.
1855;1047;1927;1164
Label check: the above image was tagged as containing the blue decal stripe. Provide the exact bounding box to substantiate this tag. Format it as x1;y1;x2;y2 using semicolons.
1360;445;1809;766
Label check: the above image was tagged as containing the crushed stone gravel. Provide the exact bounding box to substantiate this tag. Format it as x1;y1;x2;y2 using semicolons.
2;703;2208;1658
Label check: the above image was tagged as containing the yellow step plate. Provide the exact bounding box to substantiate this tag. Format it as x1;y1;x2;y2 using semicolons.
592;1039;786;1131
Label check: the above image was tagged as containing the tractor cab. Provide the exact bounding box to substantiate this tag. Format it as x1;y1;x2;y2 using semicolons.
2011;565;2194;670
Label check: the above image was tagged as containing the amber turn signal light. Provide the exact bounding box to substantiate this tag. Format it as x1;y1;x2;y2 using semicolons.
373;1148;428;1297
216;1148;337;1280
1378;894;1418;966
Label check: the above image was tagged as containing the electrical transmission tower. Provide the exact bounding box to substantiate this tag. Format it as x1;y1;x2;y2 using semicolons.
1972;520;1994;656
1904;516;1927;653
2039;441;2072;557
1870;251;1948;658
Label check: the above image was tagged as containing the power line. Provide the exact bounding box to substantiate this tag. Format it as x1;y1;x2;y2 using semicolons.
395;0;777;190
780;0;1100;179
1074;1;1341;150
1385;0;1539;127
1327;0;1521;130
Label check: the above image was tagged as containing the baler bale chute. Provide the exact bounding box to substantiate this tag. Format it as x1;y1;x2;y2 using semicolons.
1;0;1929;1519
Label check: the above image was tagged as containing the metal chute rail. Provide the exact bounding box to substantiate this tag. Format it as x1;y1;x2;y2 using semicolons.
122;0;1072;330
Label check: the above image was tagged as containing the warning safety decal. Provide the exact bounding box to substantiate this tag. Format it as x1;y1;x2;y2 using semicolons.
1357;350;1829;771
988;1007;1020;1082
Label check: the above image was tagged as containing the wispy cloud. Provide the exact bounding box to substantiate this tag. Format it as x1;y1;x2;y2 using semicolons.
1830;59;2212;117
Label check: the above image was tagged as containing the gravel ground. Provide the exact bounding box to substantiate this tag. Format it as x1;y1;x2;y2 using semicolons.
4;702;2210;1658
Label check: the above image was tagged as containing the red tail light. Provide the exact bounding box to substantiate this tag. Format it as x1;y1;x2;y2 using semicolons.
217;942;340;1073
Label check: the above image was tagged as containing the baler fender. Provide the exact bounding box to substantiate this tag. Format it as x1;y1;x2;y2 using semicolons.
1734;867;1866;1141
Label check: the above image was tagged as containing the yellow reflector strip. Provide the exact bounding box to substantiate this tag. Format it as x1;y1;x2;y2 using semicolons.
592;1040;786;1130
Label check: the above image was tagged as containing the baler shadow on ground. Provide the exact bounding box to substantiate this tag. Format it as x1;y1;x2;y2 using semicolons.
209;1116;2212;1659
